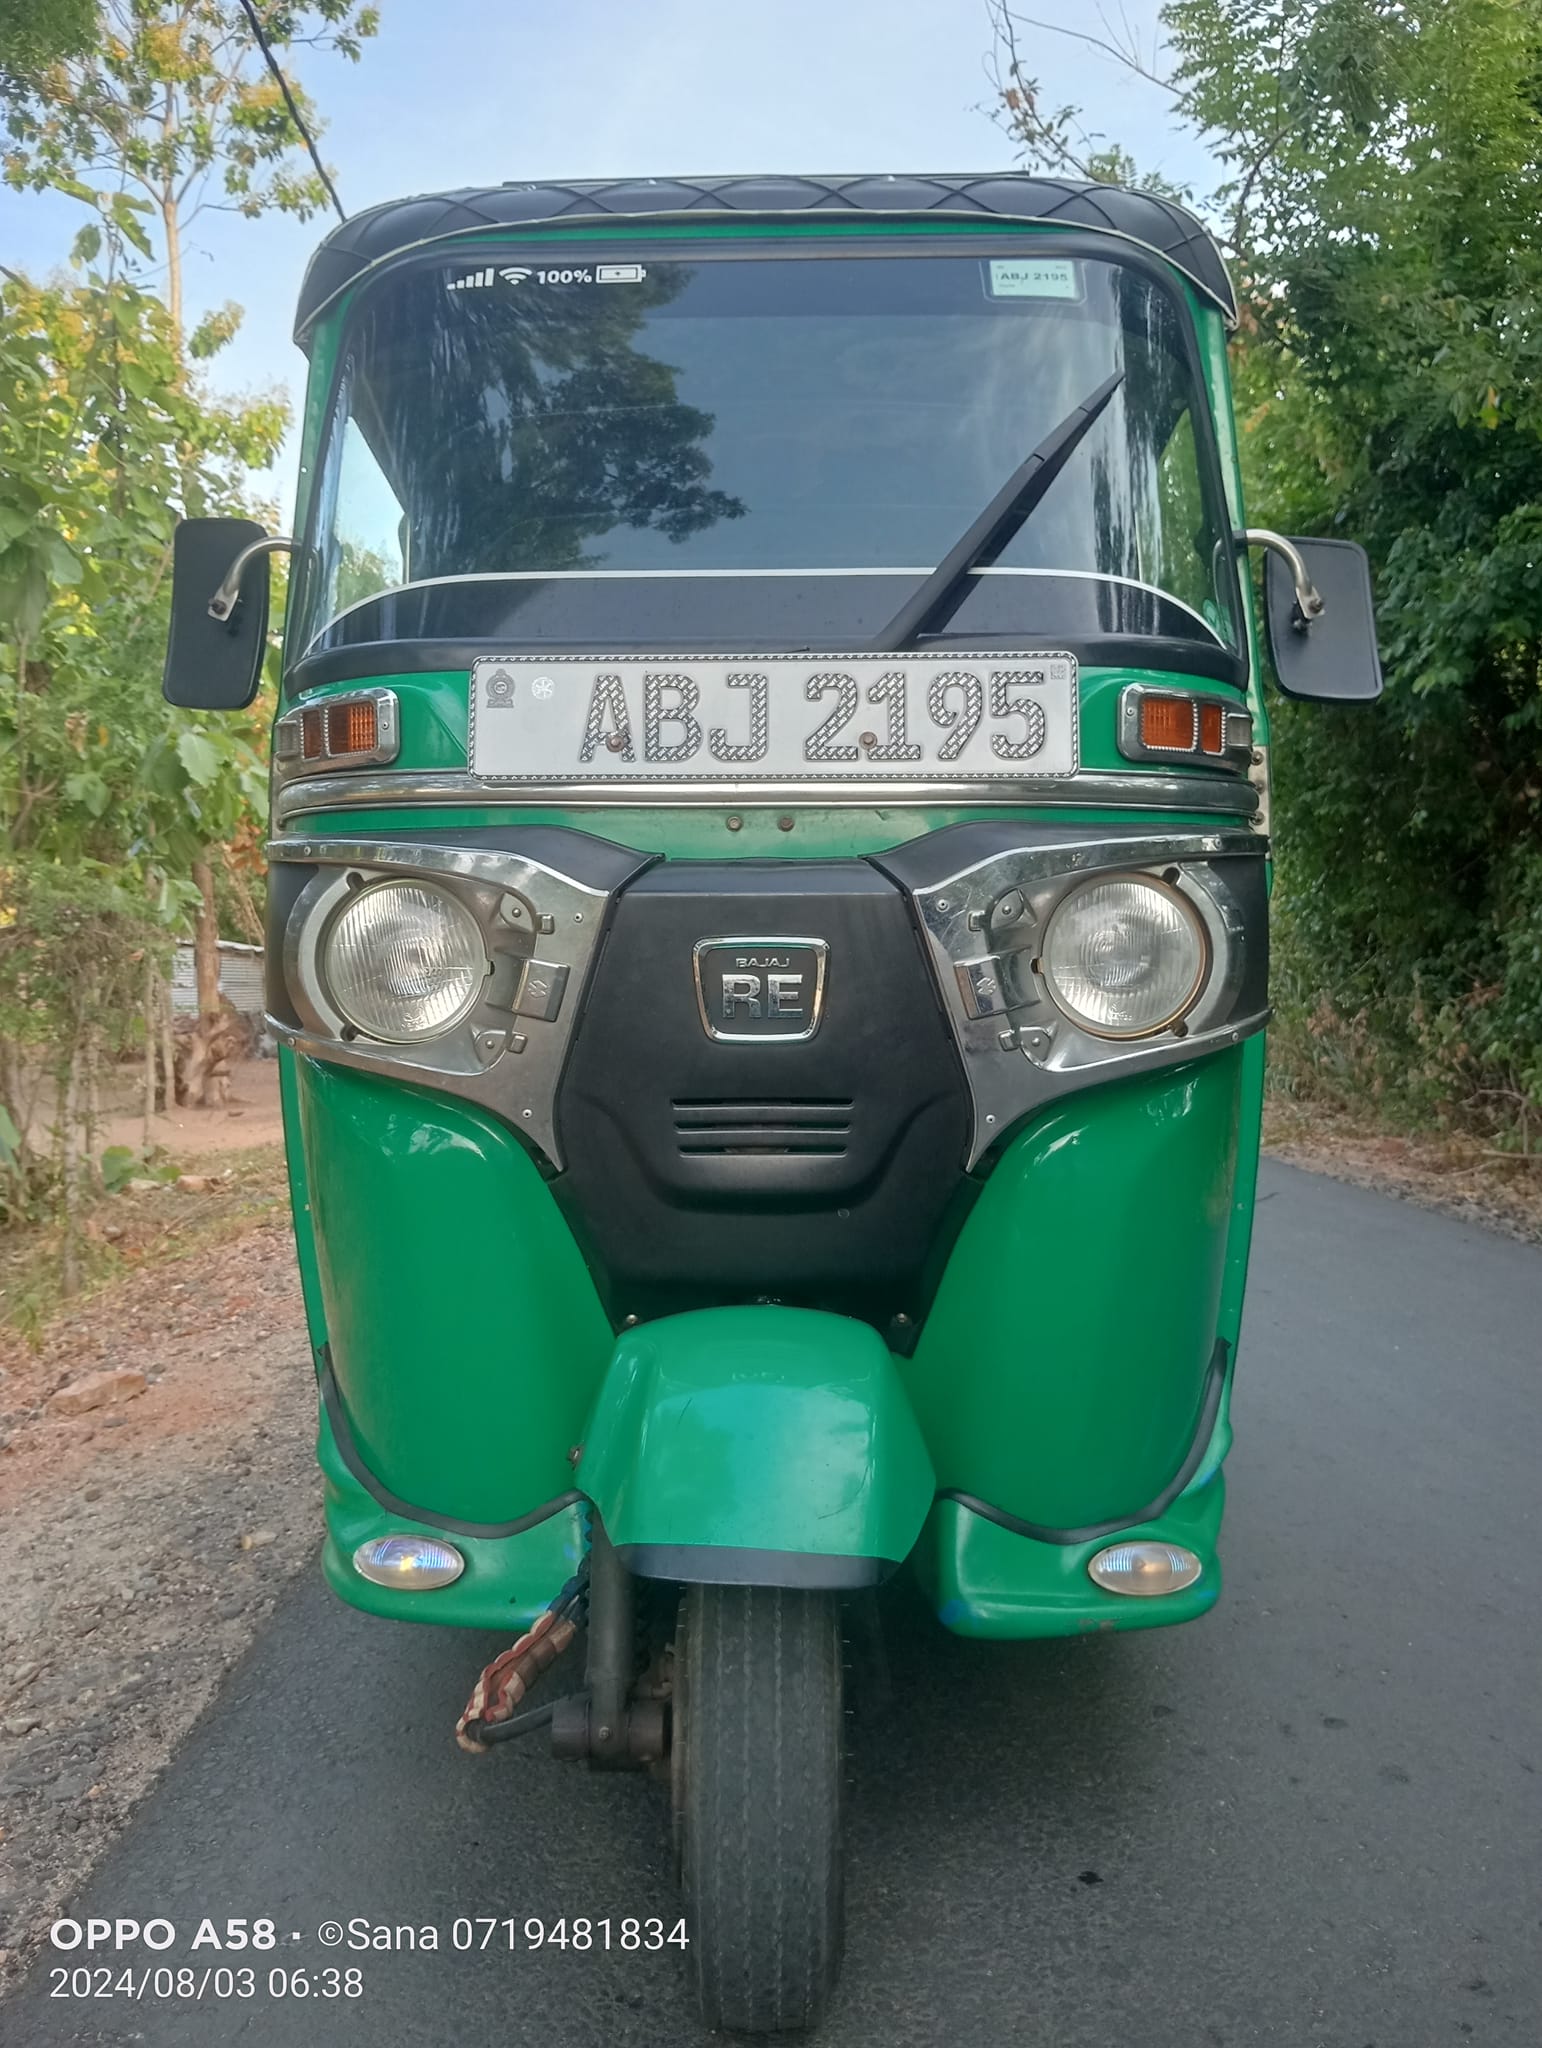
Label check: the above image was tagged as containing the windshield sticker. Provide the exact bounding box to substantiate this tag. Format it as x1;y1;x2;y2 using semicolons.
987;257;1082;301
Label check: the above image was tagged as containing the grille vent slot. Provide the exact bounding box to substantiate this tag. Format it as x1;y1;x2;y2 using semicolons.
672;1099;852;1158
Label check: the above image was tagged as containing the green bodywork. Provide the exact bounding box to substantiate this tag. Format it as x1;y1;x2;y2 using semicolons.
285;1027;1260;1636
916;1475;1226;1640
295;1061;611;1522
579;1307;935;1572
276;215;1269;1641
910;1050;1243;1529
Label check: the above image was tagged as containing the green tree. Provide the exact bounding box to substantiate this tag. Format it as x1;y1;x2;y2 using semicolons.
1166;0;1542;1126
991;0;1542;1131
3;0;378;1108
3;1;376;334
0;263;277;1233
0;0;97;94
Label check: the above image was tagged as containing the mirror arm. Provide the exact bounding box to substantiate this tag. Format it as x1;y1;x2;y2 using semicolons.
1238;529;1326;628
207;534;298;622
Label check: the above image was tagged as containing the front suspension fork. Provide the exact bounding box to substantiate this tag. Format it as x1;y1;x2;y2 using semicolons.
549;1521;665;1767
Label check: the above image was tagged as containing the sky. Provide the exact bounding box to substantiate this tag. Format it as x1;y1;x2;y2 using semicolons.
0;0;1212;516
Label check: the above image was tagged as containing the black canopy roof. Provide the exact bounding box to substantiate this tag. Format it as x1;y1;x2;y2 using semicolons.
292;172;1236;345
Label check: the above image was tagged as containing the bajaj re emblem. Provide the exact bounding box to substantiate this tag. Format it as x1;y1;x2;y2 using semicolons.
693;937;828;1044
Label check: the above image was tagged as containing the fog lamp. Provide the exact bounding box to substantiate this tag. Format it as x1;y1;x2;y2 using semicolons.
1087;1541;1203;1597
352;1534;464;1589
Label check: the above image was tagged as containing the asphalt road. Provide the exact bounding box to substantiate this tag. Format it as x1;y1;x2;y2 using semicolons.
10;1159;1541;2047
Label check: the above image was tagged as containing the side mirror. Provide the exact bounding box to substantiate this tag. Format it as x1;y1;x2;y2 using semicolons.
1251;533;1383;702
163;517;281;710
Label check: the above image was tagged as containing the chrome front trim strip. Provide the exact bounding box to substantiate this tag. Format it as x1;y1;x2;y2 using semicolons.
304;563;1230;655
274;767;1260;827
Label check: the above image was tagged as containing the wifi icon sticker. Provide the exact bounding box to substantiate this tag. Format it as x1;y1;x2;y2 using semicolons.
500;267;532;286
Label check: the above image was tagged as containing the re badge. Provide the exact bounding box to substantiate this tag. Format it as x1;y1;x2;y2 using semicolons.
693;939;829;1043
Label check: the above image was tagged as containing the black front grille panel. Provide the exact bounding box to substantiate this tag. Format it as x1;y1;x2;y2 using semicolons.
672;1099;853;1158
553;859;975;1340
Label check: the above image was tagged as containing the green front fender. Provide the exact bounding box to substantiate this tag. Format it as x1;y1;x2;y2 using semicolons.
577;1307;935;1586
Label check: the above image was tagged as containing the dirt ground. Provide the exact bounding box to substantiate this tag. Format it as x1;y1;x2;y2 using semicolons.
97;1053;286;1158
0;1172;315;1992
0;1077;1536;2000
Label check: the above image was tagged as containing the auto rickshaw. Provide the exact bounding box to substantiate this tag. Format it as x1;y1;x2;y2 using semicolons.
162;173;1381;2034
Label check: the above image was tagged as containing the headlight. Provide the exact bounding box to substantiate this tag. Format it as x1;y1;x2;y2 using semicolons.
1040;873;1207;1038
322;880;487;1042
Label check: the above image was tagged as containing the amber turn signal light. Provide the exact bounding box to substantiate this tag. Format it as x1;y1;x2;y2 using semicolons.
300;707;324;759
1137;694;1198;752
326;698;379;757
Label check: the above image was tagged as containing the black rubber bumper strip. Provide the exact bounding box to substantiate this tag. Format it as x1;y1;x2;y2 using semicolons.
319;1362;583;1541
935;1338;1231;1546
616;1544;898;1590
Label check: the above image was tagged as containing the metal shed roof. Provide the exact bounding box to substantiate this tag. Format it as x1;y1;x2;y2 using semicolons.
293;172;1236;343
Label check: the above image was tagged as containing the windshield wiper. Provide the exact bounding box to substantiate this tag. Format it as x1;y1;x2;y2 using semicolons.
870;370;1125;653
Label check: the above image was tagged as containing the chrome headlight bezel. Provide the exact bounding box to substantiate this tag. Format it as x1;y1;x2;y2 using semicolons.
883;824;1267;1167
269;835;632;1172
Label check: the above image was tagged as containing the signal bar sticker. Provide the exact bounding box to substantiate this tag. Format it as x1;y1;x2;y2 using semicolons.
447;262;648;293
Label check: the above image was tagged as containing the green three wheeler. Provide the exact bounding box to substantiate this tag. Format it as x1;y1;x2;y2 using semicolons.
163;173;1381;2033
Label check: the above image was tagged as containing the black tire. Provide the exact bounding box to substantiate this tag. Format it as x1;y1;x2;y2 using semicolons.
674;1584;845;2034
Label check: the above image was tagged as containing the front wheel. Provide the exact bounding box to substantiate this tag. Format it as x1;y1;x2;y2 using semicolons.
673;1583;845;2033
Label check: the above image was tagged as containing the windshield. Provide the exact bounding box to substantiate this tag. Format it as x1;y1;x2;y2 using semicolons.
296;247;1240;668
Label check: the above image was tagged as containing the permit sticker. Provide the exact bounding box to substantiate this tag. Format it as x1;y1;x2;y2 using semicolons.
987;257;1082;301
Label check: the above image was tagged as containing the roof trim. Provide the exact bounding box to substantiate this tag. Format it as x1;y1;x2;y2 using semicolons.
292;172;1237;344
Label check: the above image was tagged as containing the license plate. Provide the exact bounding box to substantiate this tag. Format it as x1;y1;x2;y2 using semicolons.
467;652;1078;783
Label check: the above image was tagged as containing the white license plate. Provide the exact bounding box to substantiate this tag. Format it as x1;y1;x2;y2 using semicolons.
468;652;1079;783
